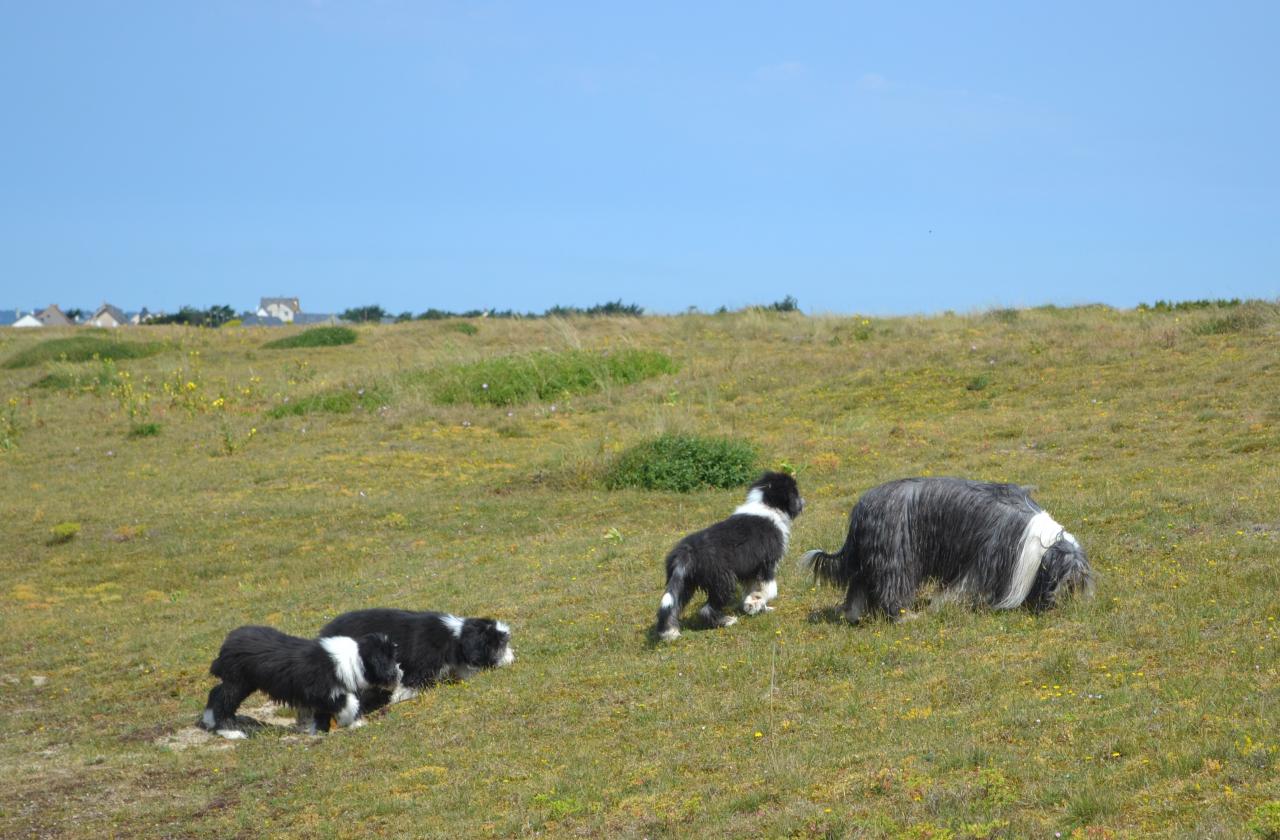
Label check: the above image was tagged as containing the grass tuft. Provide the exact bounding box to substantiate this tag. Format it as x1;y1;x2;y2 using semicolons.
604;433;758;492
425;348;676;406
127;422;161;439
47;522;81;545
262;326;358;349
2;335;166;369
442;321;479;336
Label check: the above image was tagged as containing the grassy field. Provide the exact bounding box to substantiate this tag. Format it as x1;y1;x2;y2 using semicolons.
1;305;1277;839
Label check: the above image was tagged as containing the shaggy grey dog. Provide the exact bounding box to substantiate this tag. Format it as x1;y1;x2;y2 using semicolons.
802;478;1093;622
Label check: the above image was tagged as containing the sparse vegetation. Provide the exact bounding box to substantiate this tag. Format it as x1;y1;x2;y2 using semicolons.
2;335;166;369
1;306;1277;837
605;433;758;492
262;326;358;349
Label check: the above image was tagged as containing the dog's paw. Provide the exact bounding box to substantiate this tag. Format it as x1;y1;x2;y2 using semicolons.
215;729;248;741
349;718;367;729
718;615;738;627
657;628;681;642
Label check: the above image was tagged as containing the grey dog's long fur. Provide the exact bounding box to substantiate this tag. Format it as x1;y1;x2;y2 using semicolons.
802;477;1094;621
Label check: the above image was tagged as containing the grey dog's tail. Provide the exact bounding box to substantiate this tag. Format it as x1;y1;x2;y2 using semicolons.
800;527;858;589
655;548;693;641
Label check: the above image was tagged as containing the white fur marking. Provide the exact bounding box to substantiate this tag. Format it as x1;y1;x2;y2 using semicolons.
216;729;247;740
498;645;515;667
201;708;215;729
440;614;465;638
660;592;674;609
732;500;791;552
762;579;778;601
320;636;367;692
995;511;1063;609
496;620;510;635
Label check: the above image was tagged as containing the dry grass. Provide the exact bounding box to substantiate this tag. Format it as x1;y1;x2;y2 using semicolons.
1;307;1278;838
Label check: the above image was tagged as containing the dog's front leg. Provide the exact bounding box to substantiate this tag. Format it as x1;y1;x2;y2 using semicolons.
335;692;364;728
742;578;778;615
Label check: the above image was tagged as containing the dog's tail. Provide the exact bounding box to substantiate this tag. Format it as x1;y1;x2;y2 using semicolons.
800;525;858;589
655;548;694;642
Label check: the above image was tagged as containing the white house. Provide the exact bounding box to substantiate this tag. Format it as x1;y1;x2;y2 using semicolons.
13;313;42;328
257;297;300;323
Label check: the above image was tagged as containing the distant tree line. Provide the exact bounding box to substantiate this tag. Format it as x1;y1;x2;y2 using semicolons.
340;300;647;322
149;305;237;327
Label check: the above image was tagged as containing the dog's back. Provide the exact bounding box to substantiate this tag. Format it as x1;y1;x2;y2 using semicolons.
321;609;454;687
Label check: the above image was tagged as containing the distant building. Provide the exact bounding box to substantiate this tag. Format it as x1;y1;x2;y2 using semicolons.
35;305;73;327
239;314;287;327
257;297;300;323
294;312;346;326
87;303;129;328
129;308;160;325
13;313;42;328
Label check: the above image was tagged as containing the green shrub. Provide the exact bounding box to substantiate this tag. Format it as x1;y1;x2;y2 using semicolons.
262;326;358;349
604;434;758;492
443;321;479;336
267;384;389;418
426;349;677;407
2;336;166;369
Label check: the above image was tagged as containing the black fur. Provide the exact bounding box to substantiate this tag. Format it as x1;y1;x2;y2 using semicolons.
318;609;514;719
803;477;1094;622
198;625;400;738
655;471;804;640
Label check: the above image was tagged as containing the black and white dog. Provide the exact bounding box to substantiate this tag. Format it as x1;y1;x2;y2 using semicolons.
803;477;1094;622
655;471;804;641
199;625;401;739
318;609;514;719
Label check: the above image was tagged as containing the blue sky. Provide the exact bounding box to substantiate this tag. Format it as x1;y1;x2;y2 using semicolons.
2;1;1277;316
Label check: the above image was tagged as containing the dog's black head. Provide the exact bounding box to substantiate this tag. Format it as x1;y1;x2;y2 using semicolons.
1026;534;1094;612
750;471;804;519
357;633;402;689
458;618;515;670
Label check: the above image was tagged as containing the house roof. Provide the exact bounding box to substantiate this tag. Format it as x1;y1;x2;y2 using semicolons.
239;314;287;326
91;303;128;324
36;305;73;326
259;297;300;311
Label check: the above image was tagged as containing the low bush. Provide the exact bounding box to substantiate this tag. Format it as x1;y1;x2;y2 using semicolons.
262;326;358;349
2;336;166;369
267;384;389;418
426;349;677;407
604;434;758;492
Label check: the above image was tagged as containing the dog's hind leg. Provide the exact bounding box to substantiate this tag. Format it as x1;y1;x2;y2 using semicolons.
203;681;252;739
842;586;870;624
699;577;739;628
